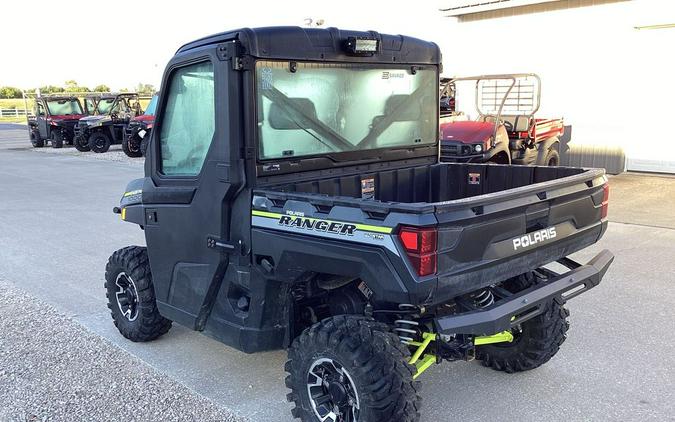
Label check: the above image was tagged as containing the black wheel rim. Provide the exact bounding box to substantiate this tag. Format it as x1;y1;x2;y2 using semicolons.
129;138;140;153
115;272;139;321
307;358;360;422
95;136;106;149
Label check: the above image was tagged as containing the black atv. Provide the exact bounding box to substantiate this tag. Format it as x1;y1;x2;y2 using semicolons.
27;95;87;148
105;27;613;422
74;93;142;153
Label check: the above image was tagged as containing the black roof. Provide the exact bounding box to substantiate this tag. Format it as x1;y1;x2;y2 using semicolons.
177;26;441;65
88;93;140;100
38;95;80;101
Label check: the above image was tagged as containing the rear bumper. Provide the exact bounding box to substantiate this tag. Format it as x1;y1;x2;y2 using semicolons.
434;249;614;336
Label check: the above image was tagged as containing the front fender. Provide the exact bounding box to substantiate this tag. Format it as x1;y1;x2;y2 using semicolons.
118;178;145;225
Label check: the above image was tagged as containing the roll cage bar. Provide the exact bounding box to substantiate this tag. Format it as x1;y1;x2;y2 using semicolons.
442;73;541;148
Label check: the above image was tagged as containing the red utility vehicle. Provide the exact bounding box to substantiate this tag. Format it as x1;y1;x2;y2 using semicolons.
26;94;88;148
440;74;564;166
122;94;158;157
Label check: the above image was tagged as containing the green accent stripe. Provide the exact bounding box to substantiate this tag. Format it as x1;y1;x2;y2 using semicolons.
251;209;393;234
123;189;142;197
252;210;282;219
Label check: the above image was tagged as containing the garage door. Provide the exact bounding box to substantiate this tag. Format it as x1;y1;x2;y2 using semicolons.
624;25;675;174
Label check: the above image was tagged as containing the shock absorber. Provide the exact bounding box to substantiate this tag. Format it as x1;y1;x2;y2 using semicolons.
393;304;422;344
394;319;420;344
471;288;495;308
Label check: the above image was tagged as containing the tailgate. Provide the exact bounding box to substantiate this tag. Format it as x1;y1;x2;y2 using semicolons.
432;166;608;301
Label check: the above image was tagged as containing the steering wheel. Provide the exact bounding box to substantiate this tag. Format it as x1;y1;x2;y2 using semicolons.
502;120;513;131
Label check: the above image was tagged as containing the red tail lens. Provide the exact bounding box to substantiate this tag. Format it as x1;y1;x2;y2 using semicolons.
398;226;438;276
518;131;529;139
399;230;419;251
601;183;610;219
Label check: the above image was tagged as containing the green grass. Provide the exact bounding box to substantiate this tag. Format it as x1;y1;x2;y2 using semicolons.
0;98;33;110
0;115;27;123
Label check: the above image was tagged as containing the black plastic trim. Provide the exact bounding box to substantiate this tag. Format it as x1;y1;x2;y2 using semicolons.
434;249;614;336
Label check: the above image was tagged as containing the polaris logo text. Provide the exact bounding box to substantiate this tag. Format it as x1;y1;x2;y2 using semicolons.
512;227;557;250
278;215;356;236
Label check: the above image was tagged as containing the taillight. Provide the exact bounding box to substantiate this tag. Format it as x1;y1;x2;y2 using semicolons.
601;183;610;219
398;226;438;276
518;131;529;139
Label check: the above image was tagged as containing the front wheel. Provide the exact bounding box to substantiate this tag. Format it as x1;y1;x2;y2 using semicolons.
122;136;142;158
30;129;44;148
73;135;91;152
140;135;150;157
88;132;111;153
104;246;172;342
285;315;421;422
476;273;570;373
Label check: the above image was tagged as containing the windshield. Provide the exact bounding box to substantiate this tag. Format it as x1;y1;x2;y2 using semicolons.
144;95;158;116
96;98;115;114
46;99;83;115
255;61;437;160
85;98;97;114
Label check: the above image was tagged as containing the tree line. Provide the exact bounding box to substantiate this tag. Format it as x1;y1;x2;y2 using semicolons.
0;81;156;99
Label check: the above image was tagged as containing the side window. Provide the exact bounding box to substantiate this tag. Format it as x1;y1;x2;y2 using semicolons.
159;61;215;176
37;103;45;116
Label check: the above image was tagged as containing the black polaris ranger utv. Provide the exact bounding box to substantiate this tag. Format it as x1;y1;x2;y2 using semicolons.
74;93;142;153
105;27;613;422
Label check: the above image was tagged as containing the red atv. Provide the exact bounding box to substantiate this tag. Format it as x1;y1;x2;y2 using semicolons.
122;94;157;158
440;74;564;166
26;95;88;148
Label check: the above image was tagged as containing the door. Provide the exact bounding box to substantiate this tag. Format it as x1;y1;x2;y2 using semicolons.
36;102;48;138
143;55;236;329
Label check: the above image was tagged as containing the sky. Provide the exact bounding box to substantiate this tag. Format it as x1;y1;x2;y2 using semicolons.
0;0;449;90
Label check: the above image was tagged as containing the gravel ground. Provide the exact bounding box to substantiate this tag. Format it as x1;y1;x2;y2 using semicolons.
31;144;144;165
0;278;247;422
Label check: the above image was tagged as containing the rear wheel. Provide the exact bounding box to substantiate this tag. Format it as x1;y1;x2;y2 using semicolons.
89;132;111;153
286;315;421;422
122;136;142;158
51;131;63;148
476;273;570;373
104;246;172;342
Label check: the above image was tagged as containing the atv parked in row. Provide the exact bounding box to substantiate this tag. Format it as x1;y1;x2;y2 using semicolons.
440;74;565;166
26;95;88;148
74;93;142;153
105;27;613;422
122;94;158;157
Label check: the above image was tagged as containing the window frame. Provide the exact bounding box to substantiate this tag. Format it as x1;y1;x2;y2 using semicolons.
152;54;218;184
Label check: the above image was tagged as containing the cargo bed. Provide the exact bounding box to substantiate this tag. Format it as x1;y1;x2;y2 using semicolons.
253;162;608;305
